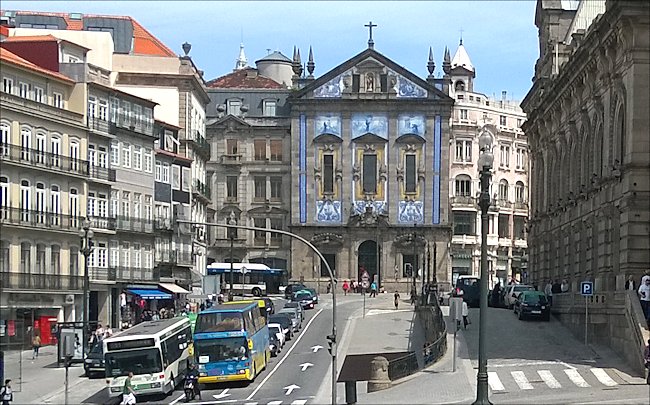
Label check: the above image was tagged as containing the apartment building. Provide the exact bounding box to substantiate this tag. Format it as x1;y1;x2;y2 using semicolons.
445;41;529;287
0;47;88;345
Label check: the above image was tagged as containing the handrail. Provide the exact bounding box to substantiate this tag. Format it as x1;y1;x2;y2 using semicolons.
624;290;650;372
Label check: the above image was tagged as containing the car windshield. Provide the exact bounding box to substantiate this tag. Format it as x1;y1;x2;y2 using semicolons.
514;286;534;292
105;348;162;377
524;294;548;305
89;342;103;357
269;315;290;329
195;312;243;333
285;302;299;307
268;325;281;335
279;310;297;320
296;293;311;300
195;337;248;363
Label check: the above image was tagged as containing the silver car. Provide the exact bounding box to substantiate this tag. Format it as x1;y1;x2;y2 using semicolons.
278;307;301;332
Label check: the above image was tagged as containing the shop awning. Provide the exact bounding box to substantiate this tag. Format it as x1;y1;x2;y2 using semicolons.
127;288;172;300
159;283;190;294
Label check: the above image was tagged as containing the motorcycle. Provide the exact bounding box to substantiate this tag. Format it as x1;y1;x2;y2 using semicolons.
184;374;200;402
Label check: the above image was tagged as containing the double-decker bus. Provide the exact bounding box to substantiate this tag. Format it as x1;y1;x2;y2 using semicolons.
194;302;270;383
207;262;286;296
103;318;192;399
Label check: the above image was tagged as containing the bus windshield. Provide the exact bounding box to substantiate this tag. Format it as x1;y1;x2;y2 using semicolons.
195;337;248;363
195;312;244;333
105;348;162;377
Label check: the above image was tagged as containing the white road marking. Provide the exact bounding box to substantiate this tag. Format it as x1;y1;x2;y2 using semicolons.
291;400;308;405
311;345;323;352
538;370;562;388
511;371;534;390
299;362;313;371
243;403;258;405
169;393;185;405
213;388;231;399
246;307;325;401
564;369;591;388
488;371;505;391
590;368;618;386
267;401;283;405
284;384;300;395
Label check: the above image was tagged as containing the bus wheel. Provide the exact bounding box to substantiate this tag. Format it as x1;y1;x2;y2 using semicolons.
252;288;262;296
166;373;174;395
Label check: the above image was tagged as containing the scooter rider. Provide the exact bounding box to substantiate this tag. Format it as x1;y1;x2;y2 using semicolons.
185;363;201;400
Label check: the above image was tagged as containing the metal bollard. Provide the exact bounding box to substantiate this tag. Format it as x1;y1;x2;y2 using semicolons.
345;380;357;404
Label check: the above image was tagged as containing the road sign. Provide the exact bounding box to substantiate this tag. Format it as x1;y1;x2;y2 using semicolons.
581;281;593;296
361;280;370;289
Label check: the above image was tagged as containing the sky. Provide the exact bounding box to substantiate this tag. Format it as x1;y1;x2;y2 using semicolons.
2;1;540;101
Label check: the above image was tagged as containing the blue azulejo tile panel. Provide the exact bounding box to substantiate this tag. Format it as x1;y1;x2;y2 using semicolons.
398;200;424;224
398;114;425;137
351;113;388;139
316;200;342;223
314;114;341;137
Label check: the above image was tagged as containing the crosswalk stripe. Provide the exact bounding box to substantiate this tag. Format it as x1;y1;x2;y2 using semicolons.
488;371;505;391
538;370;562;388
565;368;591;387
267;401;283;405
511;371;534;389
291;401;308;405
590;368;618;386
244;403;258;405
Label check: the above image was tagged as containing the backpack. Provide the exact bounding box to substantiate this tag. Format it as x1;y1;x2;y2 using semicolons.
1;385;12;401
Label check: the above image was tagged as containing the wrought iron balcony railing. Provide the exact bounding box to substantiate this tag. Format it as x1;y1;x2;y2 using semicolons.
192;179;211;200
1;143;89;176
115;216;154;233
0;207;81;232
115;266;159;282
0;271;83;291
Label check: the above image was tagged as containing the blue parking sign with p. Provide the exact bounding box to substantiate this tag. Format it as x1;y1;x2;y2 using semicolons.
581;281;593;296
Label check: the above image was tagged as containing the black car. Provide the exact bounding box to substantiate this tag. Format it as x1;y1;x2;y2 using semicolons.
262;297;275;315
292;291;315;310
269;313;294;340
513;291;551;321
269;332;280;357
84;342;104;378
284;283;307;300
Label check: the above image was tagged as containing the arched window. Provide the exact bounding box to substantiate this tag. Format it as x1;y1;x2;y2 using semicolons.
50;135;61;168
51;244;61;274
35;182;46;223
515;181;525;203
0;121;10;157
36;243;46;273
69;188;79;228
454;175;472;197
498;179;509;201
35;130;46;164
0;176;8;217
20;126;31;161
0;240;9;272
455;81;465;91
20;180;30;221
20;242;31;273
51;185;61;225
616;104;626;164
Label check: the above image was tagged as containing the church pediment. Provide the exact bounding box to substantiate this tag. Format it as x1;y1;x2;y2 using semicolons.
247;206;287;215
313;133;343;144
208;114;251;131
291;48;451;102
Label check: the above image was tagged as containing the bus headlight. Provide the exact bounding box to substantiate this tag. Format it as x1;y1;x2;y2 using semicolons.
238;370;246;374
199;372;207;377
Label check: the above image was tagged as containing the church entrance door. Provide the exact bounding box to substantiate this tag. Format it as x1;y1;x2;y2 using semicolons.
358;240;380;287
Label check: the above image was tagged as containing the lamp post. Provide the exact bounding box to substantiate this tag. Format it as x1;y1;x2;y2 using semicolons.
474;130;494;405
228;211;236;301
79;219;94;358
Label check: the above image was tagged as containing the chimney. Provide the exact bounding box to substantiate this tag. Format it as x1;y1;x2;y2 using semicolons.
501;90;507;101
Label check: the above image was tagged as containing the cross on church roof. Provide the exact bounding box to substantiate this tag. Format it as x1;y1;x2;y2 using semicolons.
365;21;377;49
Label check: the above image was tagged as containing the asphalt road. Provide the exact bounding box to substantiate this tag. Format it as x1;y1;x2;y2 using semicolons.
81;295;360;405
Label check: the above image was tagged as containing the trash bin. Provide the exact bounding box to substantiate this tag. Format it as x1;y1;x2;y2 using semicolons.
345;380;357;404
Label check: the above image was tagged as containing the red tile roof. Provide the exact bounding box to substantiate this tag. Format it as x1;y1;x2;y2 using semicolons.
206;68;284;89
4;10;175;57
0;47;74;83
0;25;11;38
3;34;59;42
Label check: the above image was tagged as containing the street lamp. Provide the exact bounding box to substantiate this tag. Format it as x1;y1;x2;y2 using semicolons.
228;211;237;301
79;218;94;358
474;130;494;405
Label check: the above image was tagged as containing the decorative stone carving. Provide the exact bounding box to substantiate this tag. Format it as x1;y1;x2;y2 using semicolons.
396;165;404;182
378;163;387;182
310;232;344;247
352;164;361;182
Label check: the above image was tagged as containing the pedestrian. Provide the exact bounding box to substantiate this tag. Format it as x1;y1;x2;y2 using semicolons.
544;279;553;306
121;371;136;404
1;379;13;405
326;281;332;294
551;279;561;294
342;280;350;296
638;278;650;322
561;279;570;293
394;291;400;309
31;333;41;360
642;270;650;285
625;275;636;291
104;325;113;340
410;287;417;305
351;280;358;294
643;339;650;385
462;298;469;329
370;282;377;298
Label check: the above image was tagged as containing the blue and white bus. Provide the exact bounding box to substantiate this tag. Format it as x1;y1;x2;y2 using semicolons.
207;262;286;296
194;302;270;383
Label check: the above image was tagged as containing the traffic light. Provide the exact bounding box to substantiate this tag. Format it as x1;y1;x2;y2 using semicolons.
326;334;336;354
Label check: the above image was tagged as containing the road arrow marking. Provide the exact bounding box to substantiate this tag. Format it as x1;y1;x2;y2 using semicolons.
299;362;313;371
311;345;323;353
284;384;300;395
213;388;231;399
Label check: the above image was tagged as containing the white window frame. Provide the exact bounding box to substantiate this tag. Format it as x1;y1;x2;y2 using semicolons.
133;147;142;170
227;99;242;115
34;86;44;103
162;163;170;183
182;167;191;192
144;149;153;172
263;99;277;117
110;141;120;166
2;77;14;94
155;161;162;181
122;143;131;168
53;92;63;108
98;98;108;121
19;82;29;99
172;165;181;190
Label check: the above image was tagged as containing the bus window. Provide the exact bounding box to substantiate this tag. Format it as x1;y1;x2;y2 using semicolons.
195;313;243;333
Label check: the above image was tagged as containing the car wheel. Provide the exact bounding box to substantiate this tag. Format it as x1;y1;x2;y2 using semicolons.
543;314;550;322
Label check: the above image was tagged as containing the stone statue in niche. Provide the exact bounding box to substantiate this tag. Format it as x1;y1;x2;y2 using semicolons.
366;73;374;92
342;74;352;94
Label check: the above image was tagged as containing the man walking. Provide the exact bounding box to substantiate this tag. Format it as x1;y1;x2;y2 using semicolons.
638;278;650;323
545;279;554;306
394;291;400;309
1;379;13;405
31;334;41;360
121;371;136;405
462;298;469;329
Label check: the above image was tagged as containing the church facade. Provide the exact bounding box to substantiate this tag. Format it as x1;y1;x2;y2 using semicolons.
287;45;454;292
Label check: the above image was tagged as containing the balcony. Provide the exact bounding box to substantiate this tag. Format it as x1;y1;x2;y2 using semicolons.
1;143;89;177
154;217;174;231
110;113;154;138
187;130;210;159
192;179;212;204
514;201;529;211
1;207;81;233
115;216;154;233
115;266;159;282
89;166;116;182
89;267;117;282
87;116;111;135
450;196;477;208
496;199;513;209
156;250;193;266
0;272;83;291
220;154;242;165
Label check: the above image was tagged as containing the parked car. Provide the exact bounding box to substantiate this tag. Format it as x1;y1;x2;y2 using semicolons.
292;290;315;310
283;301;305;322
513;291;550;321
504;284;536;309
284;283;307;300
84;342;105;378
269;314;293;341
304;287;319;304
453;276;481;307
278;307;302;332
267;322;286;348
269;332;280;357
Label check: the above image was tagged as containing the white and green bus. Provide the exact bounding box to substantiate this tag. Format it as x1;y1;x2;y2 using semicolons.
104;317;192;399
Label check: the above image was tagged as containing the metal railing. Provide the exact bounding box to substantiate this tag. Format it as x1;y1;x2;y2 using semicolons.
88;267;117;282
190;130;210;158
450;196;476;206
193;179;211;200
115;266;159;282
115;216;154;233
0;271;83;290
220;154;242;164
154;217;174;231
514;201;529;210
387;352;419;381
88;216;117;231
0;207;82;231
1;143;90;176
89;166;116;182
